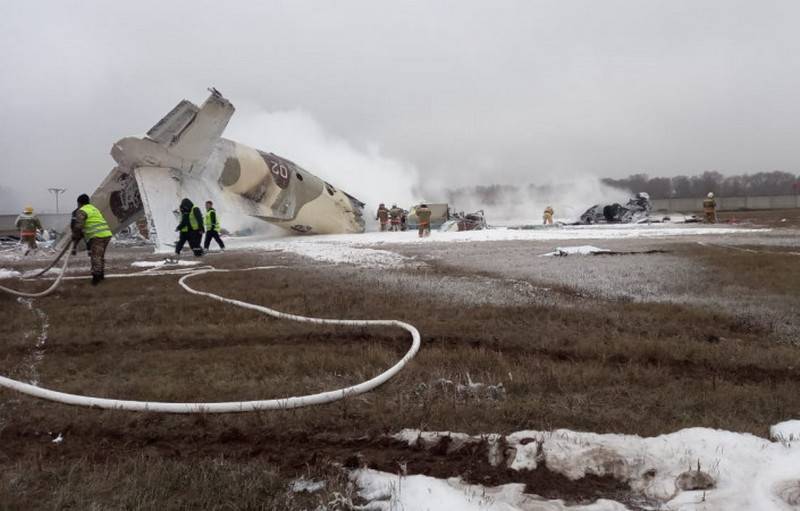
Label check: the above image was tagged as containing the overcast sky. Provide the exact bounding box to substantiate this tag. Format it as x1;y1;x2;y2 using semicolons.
2;0;799;212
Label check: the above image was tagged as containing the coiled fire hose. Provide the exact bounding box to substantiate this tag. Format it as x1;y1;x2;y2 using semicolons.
0;253;421;413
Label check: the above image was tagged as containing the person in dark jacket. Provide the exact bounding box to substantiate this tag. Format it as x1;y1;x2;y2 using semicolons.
175;198;204;257
203;200;225;251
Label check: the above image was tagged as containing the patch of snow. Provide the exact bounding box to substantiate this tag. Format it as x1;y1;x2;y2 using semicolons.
232;238;415;268
289;477;325;493
16;298;49;386
384;427;800;510
540;245;611;257
131;260;200;268
21;267;62;278
0;268;21;279
259;225;769;246
353;469;627;510
771;421;800;444
223;224;766;268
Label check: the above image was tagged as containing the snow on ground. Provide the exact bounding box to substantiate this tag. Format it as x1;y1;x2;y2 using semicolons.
225;225;767;267
540;246;612;257
356;426;800;510
771;421;800;444
131;260;201;268
353;469;626;510
229;238;415;268
280;225;770;247
0;268;22;279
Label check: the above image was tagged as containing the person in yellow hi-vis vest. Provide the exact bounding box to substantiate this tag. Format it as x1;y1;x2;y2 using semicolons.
71;194;113;286
203;200;225;251
175;198;205;257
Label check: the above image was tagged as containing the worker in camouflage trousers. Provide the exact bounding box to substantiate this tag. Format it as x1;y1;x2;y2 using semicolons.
416;203;432;238
543;206;554;225
376;203;390;231
203;201;225;251
389;204;402;231
703;193;717;224
71;194;113;286
15;206;43;255
175;198;205;257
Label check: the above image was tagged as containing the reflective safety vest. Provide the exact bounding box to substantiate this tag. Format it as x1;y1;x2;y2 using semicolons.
79;204;112;241
204;208;220;231
182;206;202;232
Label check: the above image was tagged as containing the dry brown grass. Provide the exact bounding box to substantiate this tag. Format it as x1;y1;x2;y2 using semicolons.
1;244;799;508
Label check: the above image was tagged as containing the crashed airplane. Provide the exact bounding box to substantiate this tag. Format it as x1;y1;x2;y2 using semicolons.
88;89;365;250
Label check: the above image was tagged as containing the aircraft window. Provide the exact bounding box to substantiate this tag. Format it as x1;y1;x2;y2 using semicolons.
296;172;304;181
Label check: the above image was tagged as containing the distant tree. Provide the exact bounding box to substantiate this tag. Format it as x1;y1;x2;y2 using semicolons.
671;176;692;198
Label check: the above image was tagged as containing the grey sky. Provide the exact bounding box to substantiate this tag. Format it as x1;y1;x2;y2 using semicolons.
1;0;799;212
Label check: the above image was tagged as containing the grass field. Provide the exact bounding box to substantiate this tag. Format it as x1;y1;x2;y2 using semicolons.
0;217;798;509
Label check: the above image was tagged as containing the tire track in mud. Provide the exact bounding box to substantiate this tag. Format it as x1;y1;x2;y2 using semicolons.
425;335;800;386
15;297;49;386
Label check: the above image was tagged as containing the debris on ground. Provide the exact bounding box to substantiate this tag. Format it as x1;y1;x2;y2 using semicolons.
440;209;488;232
540;245;612;257
579;192;654;224
130;260;201;268
432;374;506;400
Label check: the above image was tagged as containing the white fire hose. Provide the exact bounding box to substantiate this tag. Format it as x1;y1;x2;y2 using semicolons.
0;258;421;413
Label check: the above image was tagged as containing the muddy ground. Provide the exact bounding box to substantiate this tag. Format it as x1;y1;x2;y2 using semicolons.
0;213;798;509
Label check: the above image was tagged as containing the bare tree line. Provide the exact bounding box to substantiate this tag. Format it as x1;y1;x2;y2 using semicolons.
602;171;800;199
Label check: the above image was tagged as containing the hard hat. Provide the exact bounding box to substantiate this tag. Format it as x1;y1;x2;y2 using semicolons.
23;206;33;214
707;192;714;198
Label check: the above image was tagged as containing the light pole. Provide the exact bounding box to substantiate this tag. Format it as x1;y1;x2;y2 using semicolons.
47;188;67;213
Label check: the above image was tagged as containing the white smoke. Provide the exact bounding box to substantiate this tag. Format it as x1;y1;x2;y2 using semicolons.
443;178;632;225
0;186;23;214
223;105;634;228
225;107;420;229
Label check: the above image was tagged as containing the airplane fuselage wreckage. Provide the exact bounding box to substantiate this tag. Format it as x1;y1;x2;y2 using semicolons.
90;89;365;250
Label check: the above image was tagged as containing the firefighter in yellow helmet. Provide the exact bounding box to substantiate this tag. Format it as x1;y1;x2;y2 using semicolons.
703;192;717;224
71;194;113;285
15;206;43;255
543;206;554;225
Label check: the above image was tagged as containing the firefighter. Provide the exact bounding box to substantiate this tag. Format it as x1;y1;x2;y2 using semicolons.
389;204;402;232
70;194;113;285
376;203;390;231
203;201;225;251
703;192;717;224
416;203;432;238
175;198;205;257
15;206;43;255
543;206;554;225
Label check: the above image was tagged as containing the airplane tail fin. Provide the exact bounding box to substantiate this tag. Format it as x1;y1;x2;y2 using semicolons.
145;88;235;163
